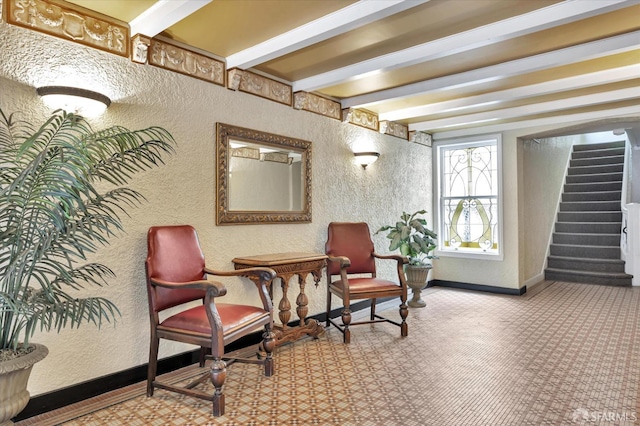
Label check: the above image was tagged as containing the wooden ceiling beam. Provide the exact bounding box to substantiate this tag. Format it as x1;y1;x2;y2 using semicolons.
410;86;640;132
225;0;430;70
344;31;640;109
294;0;631;94
129;0;213;38
432;105;640;140
379;65;640;122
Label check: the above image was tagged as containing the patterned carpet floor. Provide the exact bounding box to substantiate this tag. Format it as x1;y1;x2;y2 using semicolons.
16;281;640;425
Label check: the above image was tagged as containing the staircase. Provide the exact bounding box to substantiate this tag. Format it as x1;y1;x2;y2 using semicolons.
545;141;633;286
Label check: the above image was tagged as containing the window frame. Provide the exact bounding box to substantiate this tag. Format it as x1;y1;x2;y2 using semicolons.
433;134;504;261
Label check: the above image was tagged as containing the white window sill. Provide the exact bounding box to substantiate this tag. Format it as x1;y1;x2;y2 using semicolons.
435;249;503;261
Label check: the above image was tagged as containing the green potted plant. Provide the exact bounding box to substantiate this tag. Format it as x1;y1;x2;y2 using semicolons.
375;210;438;308
0;107;175;423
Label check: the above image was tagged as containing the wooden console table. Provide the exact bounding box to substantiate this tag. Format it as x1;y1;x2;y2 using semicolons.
233;252;327;346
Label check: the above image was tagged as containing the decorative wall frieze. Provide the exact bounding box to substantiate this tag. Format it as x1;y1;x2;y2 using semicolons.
379;120;408;140
342;108;379;132
131;34;150;64
409;130;433;147
293;91;341;120
226;68;292;106
231;147;260;160
5;0;128;57
148;38;224;85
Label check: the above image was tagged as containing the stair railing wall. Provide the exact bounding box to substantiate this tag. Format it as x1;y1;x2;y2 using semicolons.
621;137;629;261
622;133;639;286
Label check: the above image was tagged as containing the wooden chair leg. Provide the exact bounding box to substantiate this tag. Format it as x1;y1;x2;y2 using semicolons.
262;325;276;377
199;347;207;367
370;298;377;320
400;301;408;337
342;307;352;344
147;334;160;397
210;358;227;417
326;288;332;327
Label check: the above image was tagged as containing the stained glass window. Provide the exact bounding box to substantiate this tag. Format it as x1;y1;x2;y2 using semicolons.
437;137;501;255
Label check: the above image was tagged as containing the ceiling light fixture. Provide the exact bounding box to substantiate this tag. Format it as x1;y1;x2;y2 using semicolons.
354;151;380;169
37;86;111;117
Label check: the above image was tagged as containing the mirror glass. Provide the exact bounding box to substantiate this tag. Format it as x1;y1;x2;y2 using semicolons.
216;123;312;224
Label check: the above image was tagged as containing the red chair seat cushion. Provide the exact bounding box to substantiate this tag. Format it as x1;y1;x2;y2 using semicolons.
160;303;269;336
330;277;402;296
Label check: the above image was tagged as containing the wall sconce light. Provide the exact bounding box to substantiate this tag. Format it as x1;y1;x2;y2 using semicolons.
354;151;380;169
37;86;111;117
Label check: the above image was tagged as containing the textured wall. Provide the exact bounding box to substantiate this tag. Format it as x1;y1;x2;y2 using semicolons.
521;137;574;281
432;131;522;289
0;23;432;395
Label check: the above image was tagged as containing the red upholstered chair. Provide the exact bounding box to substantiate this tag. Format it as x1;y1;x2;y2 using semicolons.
325;222;409;344
145;225;276;417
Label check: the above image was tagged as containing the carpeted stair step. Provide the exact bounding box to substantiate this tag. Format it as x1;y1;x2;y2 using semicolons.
559;200;620;212
557;211;622;222
571;146;625;159
544;268;632;286
569;155;624;167
572;141;625;151
566;172;622;184
547;255;626;273
564;181;622;193
562;191;621;202
546;140;630;287
555;222;621;234
552;232;620;246
567;163;623;175
550;243;619;259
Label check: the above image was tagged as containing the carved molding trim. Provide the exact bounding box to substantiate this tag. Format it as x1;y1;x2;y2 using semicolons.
5;0;128;57
148;38;224;85
380;120;409;140
342;108;379;131
131;34;150;64
409;130;433;147
226;68;292;107
293;91;341;120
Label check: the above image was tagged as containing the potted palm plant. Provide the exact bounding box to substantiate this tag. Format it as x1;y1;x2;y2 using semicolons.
0;107;175;424
375;210;437;308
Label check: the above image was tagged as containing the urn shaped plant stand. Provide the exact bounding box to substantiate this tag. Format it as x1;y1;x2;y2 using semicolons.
0;344;48;426
405;265;432;308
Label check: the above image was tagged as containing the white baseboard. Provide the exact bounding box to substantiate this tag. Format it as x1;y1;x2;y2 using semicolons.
524;273;545;289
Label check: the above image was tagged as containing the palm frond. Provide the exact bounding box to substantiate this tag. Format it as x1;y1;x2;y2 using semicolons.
0;108;175;350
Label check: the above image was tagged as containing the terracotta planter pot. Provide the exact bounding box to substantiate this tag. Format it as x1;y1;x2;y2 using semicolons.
0;344;48;426
405;265;432;308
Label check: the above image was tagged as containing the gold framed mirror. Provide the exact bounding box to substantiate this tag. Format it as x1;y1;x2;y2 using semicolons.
216;123;312;225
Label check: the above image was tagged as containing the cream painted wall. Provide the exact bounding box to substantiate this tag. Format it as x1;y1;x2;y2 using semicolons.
0;23;433;395
432;131;522;289
521;137;574;281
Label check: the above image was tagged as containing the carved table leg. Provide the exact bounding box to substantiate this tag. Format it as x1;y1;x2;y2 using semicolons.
296;272;324;339
296;272;309;324
278;274;292;330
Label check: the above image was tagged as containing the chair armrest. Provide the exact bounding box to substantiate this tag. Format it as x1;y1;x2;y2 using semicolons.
372;252;408;289
372;252;409;264
205;266;276;312
326;255;351;268
149;277;227;298
326;255;352;292
205;266;276;283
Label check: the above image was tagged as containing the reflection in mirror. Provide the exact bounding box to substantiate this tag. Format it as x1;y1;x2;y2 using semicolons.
216;123;312;225
229;141;303;211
